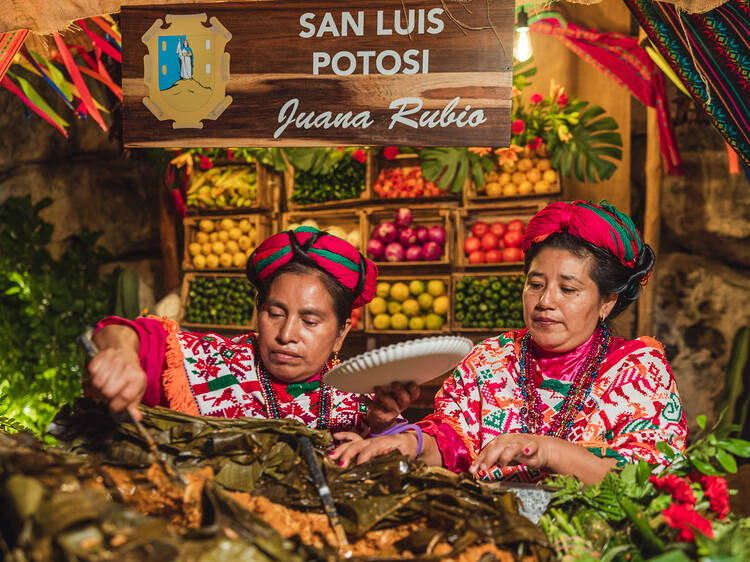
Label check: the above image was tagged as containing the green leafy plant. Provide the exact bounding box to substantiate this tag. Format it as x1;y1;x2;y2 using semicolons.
419;147;495;194
0;196;116;438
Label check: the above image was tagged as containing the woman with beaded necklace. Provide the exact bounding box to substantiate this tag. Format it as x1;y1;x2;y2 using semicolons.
332;201;688;484
87;227;418;434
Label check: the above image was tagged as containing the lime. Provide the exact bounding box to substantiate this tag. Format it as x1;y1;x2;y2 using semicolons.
402;298;420;317
433;295;449;316
372;313;390;330
369;297;387;315
409;316;426;330
390;282;410;302
427;280;446;297
425;313;444;331
409;280;426;296
376;282;391;298
387;300;402;315
391;313;409;330
417;292;434;311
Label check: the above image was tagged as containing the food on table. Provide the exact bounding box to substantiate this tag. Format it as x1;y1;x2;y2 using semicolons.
367;208;446;262
373;166;444;198
291;157;365;205
190;217;257;269
186;166;258;209
368;279;448;331
479;147;558;198
287;219;361;250
454;274;525;329
463;218;526;263
184;276;255;326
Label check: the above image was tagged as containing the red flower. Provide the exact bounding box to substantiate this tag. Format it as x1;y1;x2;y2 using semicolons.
528;136;543;151
226;149;235;161
557;93;569;107
512;119;526;135
662;502;714;542
383;146;399;160
199;155;213;170
698;475;730;519
352;149;366;163
650;474;696;505
530;93;543;105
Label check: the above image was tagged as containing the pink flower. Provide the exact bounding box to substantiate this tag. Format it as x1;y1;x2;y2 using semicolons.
383;146;399;160
352;149;366;163
199;155;213;170
226;149;235;161
662;502;714;542
698;475;730;519
528;136;543;151
558;93;568;107
650;474;696;505
530;93;543;105
512;119;526;135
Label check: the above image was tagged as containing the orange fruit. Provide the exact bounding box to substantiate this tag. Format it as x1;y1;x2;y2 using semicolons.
195;231;209;244
537;159;552;171
518;181;534;195
501;161;516;173
517;158;533;172
534;180;550;193
511;172;526;185
503;183;519;197
498;172;511;186
525;168;542;183
485;181;503;197
542;170;557;183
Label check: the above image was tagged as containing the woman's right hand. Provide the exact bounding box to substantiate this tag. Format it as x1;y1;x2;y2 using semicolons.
329;432;419;468
86;345;147;421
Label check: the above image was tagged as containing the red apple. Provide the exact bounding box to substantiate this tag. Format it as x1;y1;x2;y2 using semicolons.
502;247;524;262
480;232;499;251
485;249;504;263
507;219;526;232
468;250;486;264
503;230;523;248
489;221;507;238
464;236;481;255
471;221;489;238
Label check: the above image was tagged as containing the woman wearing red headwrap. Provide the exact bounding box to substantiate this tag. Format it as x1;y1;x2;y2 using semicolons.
333;201;687;484
86;227;418;434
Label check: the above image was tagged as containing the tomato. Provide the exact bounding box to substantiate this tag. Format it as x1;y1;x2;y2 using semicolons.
468;250;486;264
502;247;524;262
489;221;507;238
480;232;499;251
506;219;526;232
485;249;503;263
503;230;523;248
471;221;489;238
464;236;481;255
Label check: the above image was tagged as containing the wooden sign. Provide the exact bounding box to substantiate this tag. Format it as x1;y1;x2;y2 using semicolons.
121;1;514;147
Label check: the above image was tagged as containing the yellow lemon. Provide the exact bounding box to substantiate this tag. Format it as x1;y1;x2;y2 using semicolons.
199;219;215;233
517;181;534;195
417;292;434;311
219;218;235;231
517;158;533;172
503;183;519;197
206;254;219;268
212;241;225;255
486;181;503;197
511;172;526;185
238;219;251;233
402;299;420;317
390;313;409;330
433;295;449;316
369;297;387;315
390;282;410;302
376;282;391;298
409;280;426;296
238;235;253;251
218;231;230;243
372;313;390;330
525;168;542;183
427;280;445;297
233;252;247;267
219;253;234;268
537;159;552;171
192;254;206;269
534;180;550;194
195;231;209;244
188;242;202;256
387;301;402;315
425;313;444;331
409;316;426;330
201;242;213;256
228;227;242;241
226;240;240;254
543;169;557;183
498;172;511;186
209;232;219;243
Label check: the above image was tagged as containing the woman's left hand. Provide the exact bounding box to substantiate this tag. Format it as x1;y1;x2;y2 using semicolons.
469;433;554;474
364;382;420;434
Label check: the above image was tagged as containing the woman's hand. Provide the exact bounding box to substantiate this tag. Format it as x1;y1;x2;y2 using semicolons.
330;432;419;468
469;433;553;474
364;382;420;434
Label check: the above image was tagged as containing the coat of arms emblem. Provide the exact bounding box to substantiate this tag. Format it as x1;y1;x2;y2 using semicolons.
141;14;232;128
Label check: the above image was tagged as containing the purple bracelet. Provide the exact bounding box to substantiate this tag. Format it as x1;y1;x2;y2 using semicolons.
370;422;423;456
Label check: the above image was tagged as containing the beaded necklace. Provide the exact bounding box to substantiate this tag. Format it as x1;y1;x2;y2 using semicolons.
517;324;610;439
256;360;331;430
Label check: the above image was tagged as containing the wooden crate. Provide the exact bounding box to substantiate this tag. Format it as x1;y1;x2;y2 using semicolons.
186;161;273;214
363;205;453;268
284;151;371;211
179;272;257;331
368;151;462;204
280;209;366;254
450;271;525;333
454;206;540;269
364;275;451;335
182;214;272;272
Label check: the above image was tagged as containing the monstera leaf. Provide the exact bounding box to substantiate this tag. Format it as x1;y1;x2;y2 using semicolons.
419;148;494;193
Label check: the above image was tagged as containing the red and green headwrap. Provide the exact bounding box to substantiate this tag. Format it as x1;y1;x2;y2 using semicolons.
522;200;651;276
247;227;378;309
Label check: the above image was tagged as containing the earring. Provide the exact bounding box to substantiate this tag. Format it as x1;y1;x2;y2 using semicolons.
332;351;341;366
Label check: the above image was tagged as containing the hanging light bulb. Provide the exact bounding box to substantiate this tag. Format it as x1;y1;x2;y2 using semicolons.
514;8;533;62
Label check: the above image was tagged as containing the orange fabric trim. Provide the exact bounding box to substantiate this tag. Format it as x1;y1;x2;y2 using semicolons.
147;315;199;416
638;336;664;352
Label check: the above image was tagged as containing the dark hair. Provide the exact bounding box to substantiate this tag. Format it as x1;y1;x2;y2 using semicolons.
254;261;354;330
523;232;655;320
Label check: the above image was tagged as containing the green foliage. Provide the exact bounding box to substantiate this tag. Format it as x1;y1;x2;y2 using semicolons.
0;196;115;437
419;147;495;193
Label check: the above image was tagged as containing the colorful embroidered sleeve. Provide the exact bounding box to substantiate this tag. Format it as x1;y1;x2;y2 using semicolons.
591;339;687;466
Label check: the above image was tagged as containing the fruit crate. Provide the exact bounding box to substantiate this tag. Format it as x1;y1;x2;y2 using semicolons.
183;214;273;272
179;272;257;331
369;151;462;203
186;161;273;214
284;151;371;211
280;209;365;254
454;206;540;269
364;275;452;335
450;271;525;333
364;205;453;268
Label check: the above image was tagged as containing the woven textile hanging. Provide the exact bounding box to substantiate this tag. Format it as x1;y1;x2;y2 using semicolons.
624;0;750;167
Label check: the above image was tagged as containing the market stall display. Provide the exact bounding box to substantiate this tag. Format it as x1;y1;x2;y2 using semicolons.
285;152;370;209
452;273;526;331
186;163;271;212
282;212;363;252
457;208;535;267
183;214;271;271
180;274;256;329
365;207;451;266
366;277;451;334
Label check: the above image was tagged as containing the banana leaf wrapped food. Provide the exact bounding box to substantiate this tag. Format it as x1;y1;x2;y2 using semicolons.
1;400;550;561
